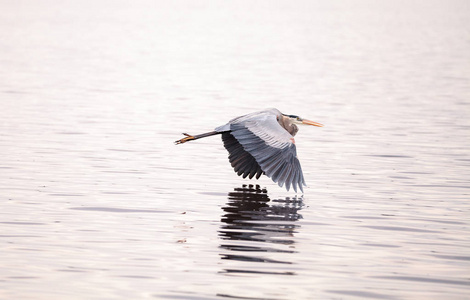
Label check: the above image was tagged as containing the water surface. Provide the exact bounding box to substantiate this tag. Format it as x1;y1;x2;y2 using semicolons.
1;0;469;299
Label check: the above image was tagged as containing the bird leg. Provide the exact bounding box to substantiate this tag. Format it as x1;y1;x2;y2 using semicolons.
175;133;195;144
175;131;221;145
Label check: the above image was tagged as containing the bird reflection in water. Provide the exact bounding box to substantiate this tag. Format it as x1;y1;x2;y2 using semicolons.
219;184;303;275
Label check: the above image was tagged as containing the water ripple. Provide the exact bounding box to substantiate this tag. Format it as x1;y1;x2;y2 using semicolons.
69;207;167;213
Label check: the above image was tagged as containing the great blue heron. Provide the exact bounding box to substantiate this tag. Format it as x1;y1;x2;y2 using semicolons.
175;108;323;193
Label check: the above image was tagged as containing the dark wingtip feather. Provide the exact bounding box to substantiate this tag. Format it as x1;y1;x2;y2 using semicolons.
222;132;263;181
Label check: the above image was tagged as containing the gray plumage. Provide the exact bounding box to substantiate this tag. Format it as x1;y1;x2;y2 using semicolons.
216;108;305;192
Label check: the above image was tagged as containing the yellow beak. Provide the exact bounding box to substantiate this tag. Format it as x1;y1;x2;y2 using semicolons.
302;119;324;127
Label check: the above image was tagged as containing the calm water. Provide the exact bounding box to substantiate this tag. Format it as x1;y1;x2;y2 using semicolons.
1;0;469;299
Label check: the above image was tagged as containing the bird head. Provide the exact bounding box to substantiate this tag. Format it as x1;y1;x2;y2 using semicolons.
283;114;324;127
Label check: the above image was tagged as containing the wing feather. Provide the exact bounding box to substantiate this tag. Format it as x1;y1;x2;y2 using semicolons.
248;160;260;179
284;163;293;191
276;162;291;188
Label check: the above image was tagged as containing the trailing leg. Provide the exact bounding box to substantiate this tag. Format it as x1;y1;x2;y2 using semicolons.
175;131;221;144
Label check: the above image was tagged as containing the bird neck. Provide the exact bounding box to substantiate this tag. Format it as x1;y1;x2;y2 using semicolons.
278;115;298;136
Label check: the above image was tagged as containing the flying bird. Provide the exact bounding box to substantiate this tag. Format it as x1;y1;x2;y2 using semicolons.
175;108;323;193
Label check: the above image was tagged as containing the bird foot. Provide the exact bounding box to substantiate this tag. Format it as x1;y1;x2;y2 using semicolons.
175;133;195;145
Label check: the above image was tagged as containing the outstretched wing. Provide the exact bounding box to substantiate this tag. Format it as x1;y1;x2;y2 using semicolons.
222;111;306;193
